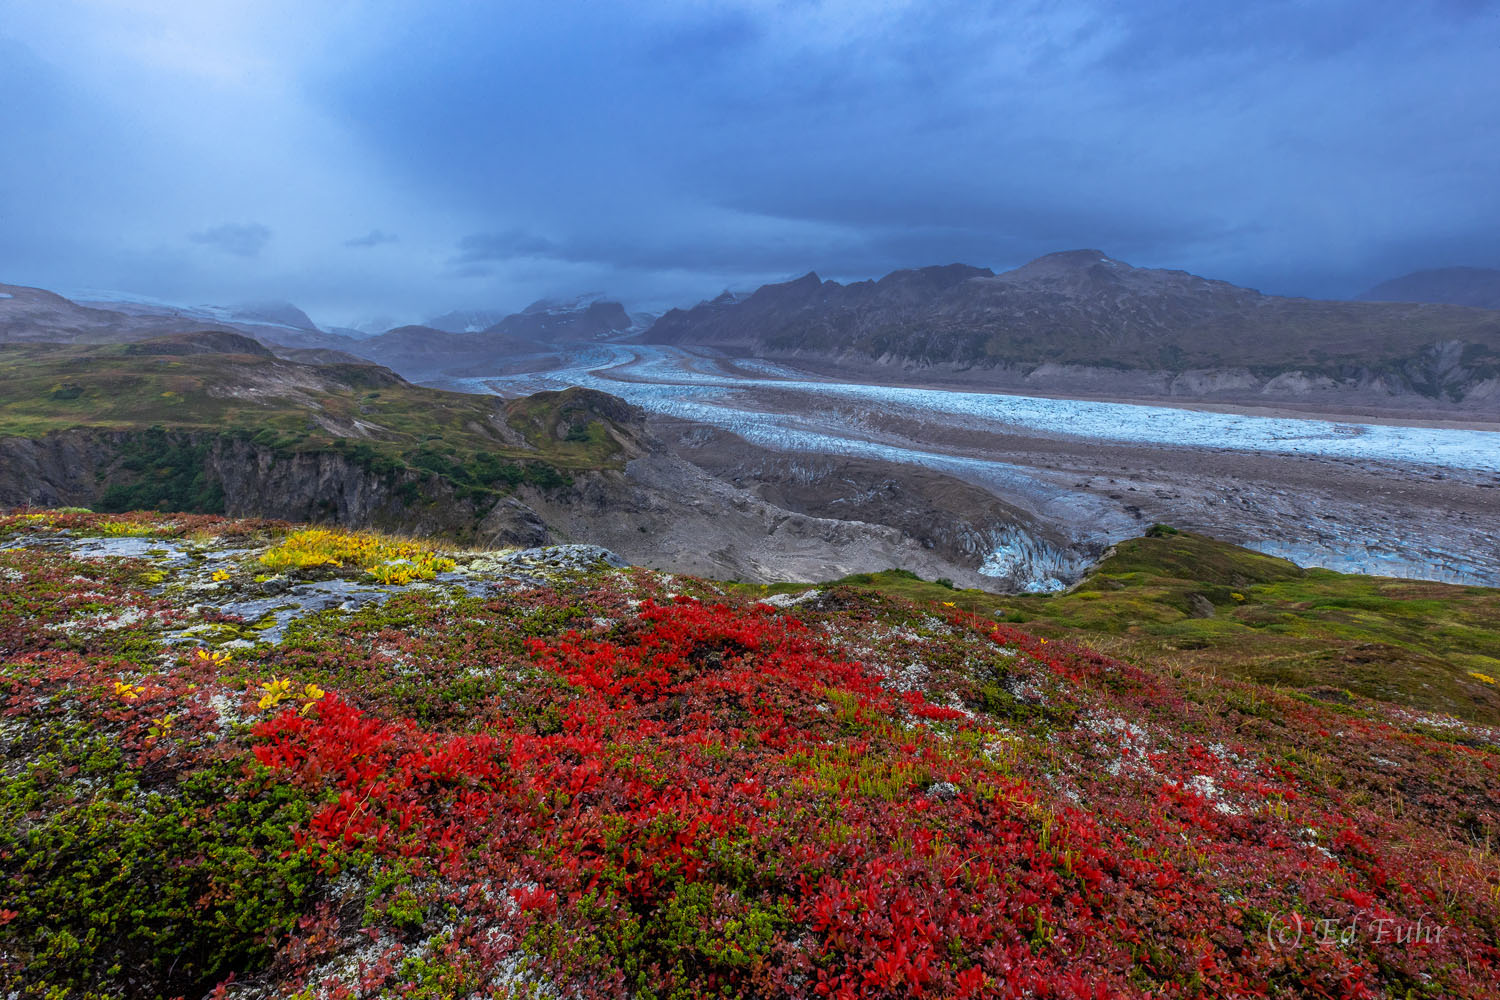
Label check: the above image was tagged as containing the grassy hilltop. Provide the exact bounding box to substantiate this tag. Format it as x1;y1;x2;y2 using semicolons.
0;337;639;519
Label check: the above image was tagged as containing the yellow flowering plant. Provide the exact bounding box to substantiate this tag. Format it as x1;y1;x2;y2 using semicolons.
299;683;326;715
195;648;232;667
258;528;455;581
256;676;328;714
258;677;293;710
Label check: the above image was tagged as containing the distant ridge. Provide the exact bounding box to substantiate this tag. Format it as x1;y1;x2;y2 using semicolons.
1357;266;1500;310
0;282;640;383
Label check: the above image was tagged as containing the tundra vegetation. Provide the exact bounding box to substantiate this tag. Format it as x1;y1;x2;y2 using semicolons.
0;342;628;517
2;510;1498;999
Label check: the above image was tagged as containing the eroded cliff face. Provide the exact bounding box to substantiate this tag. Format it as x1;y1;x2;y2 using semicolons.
0;431;114;508
206;437;479;537
653;424;1102;590
0;429;551;548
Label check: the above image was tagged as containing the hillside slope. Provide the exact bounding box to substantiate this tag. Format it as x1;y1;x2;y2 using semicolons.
2;511;1498;999
1358;266;1500;310
0;282;221;344
748;527;1500;725
343;324;547;381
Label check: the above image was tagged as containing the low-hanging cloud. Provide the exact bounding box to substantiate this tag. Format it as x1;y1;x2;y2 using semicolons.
189;223;272;258
344;229;399;248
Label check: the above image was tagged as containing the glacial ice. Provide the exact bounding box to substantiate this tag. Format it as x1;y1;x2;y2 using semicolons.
978;527;1082;591
476;345;1500;473
467;345;1500;589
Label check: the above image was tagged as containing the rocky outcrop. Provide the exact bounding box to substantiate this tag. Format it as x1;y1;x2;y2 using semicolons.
477;496;550;547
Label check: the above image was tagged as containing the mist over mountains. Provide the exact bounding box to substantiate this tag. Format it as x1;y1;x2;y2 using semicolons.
7;250;1500;406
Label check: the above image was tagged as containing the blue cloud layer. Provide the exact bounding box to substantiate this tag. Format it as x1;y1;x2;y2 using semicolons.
2;0;1497;322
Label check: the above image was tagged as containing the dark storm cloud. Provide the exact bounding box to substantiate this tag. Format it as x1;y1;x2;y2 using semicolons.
189;223;272;258
3;0;1499;320
314;0;1499;306
453;230;560;265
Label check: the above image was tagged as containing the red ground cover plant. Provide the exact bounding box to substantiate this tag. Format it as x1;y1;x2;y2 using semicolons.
1;512;1498;999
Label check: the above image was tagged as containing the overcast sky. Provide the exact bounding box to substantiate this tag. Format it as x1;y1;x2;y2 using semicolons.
3;0;1498;327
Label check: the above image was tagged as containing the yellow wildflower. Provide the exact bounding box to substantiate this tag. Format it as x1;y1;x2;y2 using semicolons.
195;648;232;667
260;528;454;579
258;676;293;710
114;680;144;701
1470;671;1496;685
942;601;956;607
298;682;327;715
211;569;231;582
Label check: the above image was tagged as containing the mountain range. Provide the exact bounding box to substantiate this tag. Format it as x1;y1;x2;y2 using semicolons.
644;251;1500;404
0;282;640;380
8;251;1500;405
349;302;639;380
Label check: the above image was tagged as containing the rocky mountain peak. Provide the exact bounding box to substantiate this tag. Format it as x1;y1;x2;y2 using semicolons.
999;249;1128;281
